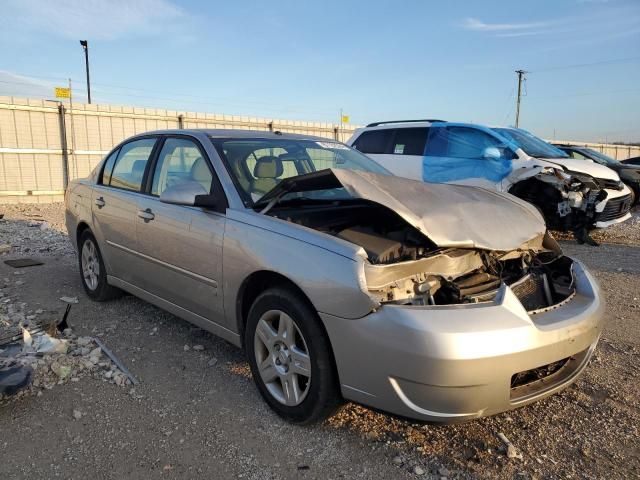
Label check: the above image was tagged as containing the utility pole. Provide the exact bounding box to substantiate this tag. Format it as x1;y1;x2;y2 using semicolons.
79;40;91;103
515;69;527;128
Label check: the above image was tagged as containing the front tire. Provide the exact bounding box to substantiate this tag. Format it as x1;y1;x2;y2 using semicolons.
78;230;121;301
624;183;637;206
245;287;341;424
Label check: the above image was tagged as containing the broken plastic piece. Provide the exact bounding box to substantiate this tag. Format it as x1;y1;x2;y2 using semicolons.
498;432;523;460
22;328;69;354
60;296;79;304
0;364;33;396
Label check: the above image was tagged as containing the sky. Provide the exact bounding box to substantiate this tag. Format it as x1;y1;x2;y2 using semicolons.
1;0;639;142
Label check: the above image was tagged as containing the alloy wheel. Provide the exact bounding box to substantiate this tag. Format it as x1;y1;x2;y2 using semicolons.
253;309;312;406
81;239;100;291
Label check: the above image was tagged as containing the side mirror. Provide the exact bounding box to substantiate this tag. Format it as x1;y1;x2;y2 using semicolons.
159;181;208;206
483;147;502;160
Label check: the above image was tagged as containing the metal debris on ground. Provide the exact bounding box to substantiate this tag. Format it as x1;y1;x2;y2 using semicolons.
92;336;139;385
57;304;71;332
0;299;137;401
4;258;44;268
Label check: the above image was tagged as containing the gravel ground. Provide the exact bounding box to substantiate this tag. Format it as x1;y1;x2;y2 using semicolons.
0;203;639;479
551;208;640;246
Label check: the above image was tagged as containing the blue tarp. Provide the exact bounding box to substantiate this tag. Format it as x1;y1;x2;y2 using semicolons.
422;124;516;183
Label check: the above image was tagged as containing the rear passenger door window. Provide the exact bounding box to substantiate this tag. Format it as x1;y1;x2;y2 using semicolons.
352;130;393;154
391;128;429;155
151;138;213;196
100;148;120;185
109;138;156;192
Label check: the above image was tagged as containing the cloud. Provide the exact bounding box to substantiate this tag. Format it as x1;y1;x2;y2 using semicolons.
462;17;554;32
0;71;57;98
3;0;191;40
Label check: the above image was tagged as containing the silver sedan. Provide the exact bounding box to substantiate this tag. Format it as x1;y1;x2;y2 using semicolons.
65;129;604;424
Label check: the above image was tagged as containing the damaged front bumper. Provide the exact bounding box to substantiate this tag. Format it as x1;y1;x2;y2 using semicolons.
593;186;633;228
321;260;604;423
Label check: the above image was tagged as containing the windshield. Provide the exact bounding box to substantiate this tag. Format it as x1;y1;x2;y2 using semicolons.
492;128;569;159
210;137;391;206
584;148;619;166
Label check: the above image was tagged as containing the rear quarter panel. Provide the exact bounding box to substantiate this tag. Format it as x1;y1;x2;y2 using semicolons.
65;181;95;252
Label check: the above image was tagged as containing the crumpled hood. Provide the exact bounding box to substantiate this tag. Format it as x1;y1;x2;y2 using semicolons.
541;157;621;181
258;169;546;251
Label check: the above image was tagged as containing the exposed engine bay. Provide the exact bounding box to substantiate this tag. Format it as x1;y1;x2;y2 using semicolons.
266;200;576;312
509;173;605;232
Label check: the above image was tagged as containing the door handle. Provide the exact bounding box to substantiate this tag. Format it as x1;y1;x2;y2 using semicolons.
94;197;105;208
137;208;155;222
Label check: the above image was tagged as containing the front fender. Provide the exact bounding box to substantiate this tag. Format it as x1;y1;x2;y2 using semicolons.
222;212;376;330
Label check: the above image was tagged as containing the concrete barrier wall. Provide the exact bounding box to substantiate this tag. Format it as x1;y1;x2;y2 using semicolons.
0;96;356;203
1;96;638;203
550;140;640;161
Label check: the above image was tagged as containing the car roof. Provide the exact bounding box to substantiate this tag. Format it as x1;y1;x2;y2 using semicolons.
555;145;589;151
364;119;446;128
127;128;334;142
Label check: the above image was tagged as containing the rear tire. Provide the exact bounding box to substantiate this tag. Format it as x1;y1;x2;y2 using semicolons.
245;287;341;424
78;230;121;301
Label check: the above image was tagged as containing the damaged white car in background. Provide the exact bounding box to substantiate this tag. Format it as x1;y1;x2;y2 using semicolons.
347;121;632;245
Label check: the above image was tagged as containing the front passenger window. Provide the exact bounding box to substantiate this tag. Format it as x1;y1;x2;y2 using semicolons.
426;127;514;160
151;138;213;196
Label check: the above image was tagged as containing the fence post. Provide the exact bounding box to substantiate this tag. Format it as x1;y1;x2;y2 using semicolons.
268;121;273;132
334;127;339;141
58;103;70;190
178;114;184;129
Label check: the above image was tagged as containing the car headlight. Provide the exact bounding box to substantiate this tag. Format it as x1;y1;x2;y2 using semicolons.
540;166;570;180
564;171;601;190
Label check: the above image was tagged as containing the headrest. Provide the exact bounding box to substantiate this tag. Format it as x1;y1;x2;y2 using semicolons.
190;157;210;181
132;160;146;178
254;156;283;178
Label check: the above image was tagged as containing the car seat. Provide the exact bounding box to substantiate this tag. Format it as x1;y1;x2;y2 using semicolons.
251;156;283;195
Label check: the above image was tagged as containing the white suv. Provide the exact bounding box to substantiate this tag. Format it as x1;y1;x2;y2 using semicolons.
347;120;632;242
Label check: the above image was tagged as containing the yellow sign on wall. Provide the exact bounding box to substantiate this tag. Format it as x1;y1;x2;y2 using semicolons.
55;87;71;99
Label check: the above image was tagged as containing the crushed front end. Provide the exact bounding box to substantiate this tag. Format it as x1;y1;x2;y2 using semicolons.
322;247;604;423
509;170;632;238
259;169;604;422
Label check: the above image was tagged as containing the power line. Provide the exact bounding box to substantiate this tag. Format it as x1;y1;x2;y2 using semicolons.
530;55;640;73
501;86;515;124
0;80;339;118
2;70;340;115
0;80;342;118
526;88;640;101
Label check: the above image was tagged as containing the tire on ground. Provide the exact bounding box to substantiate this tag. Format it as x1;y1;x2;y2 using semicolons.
78;229;122;301
245;287;342;424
